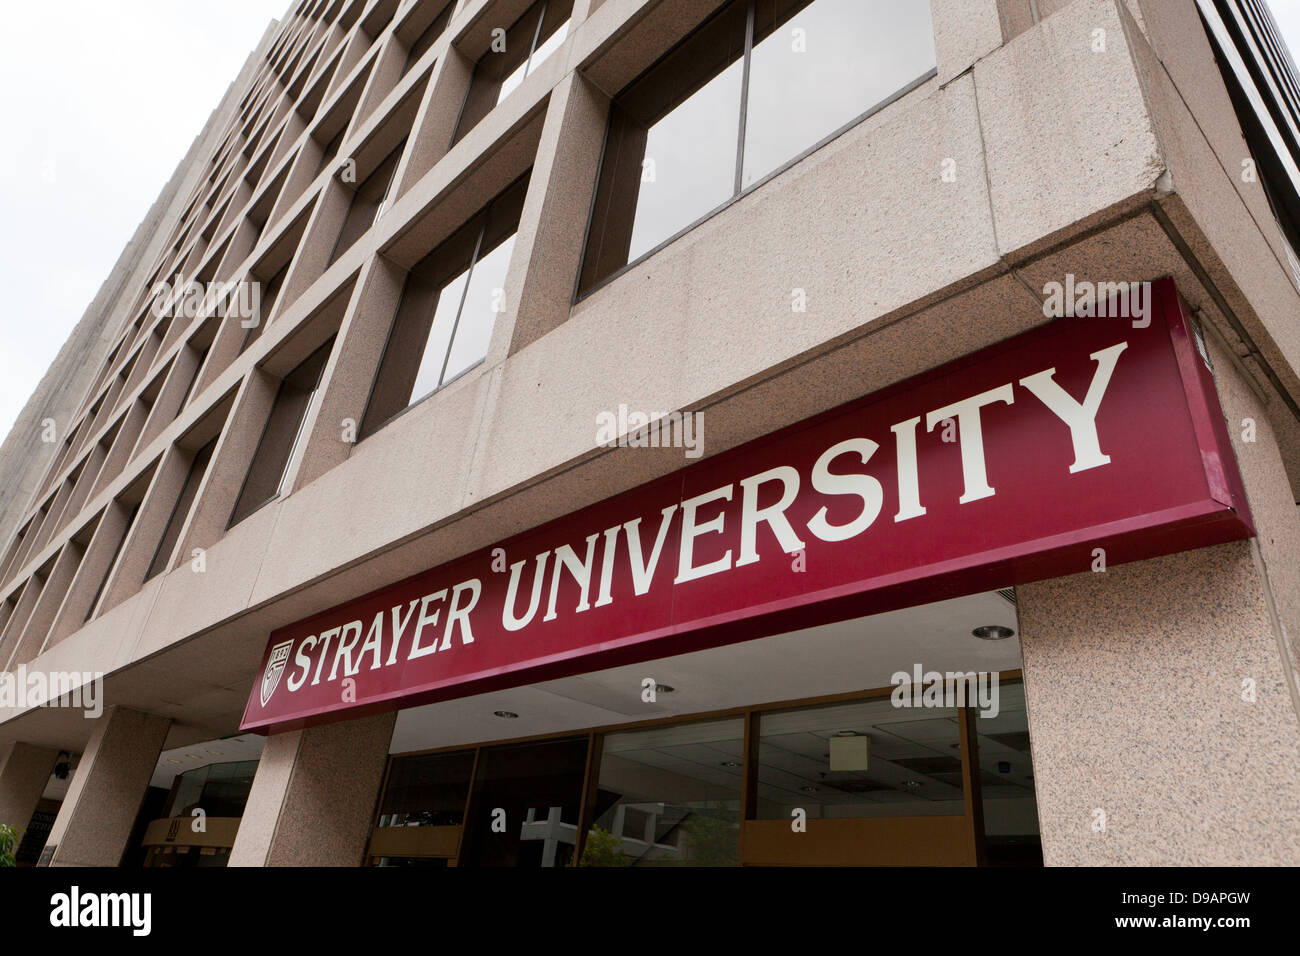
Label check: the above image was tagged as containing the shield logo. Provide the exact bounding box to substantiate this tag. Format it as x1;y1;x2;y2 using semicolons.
260;640;294;707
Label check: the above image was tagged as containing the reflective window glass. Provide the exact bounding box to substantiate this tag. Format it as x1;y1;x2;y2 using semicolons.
756;698;963;819
587;718;744;866
579;0;936;292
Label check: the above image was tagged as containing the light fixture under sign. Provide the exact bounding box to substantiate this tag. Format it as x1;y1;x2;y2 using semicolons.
493;711;519;719
972;624;1015;641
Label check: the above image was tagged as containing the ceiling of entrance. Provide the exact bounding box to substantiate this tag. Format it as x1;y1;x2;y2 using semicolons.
388;589;1021;754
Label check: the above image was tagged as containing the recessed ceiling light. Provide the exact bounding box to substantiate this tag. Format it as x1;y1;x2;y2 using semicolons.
834;730;858;737
800;786;819;793
206;749;223;756
185;754;201;759
720;761;741;768
167;759;182;765
901;779;922;791
972;624;1015;641
493;710;518;719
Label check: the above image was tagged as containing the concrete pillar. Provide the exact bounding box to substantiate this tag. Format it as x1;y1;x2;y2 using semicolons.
0;742;59;838
44;706;171;866
1017;337;1300;865
229;710;394;867
488;71;609;362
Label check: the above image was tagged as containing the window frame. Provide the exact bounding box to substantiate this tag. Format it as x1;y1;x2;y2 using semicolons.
573;0;938;302
354;171;531;443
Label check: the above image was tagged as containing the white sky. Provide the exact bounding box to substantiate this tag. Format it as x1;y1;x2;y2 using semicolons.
0;0;287;443
1;1;1300;445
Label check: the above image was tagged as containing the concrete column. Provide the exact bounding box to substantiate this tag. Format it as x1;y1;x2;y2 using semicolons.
1017;337;1300;865
488;71;609;364
0;742;59;837
44;706;171;866
229;710;394;867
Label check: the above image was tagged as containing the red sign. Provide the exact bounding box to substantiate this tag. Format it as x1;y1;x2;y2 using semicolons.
242;278;1251;732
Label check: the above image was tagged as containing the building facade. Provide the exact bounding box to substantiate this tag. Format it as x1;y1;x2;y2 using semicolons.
2;0;1300;868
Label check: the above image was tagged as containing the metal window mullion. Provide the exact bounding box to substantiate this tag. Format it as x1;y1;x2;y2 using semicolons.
734;0;756;197
525;0;548;77
436;215;488;389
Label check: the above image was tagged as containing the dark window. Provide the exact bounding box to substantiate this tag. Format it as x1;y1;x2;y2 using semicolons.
327;140;405;265
403;1;455;74
241;260;291;353
146;439;217;581
377;750;476;827
578;0;936;293
86;502;140;620
228;340;333;527
459;737;588;868
359;175;527;439
452;0;574;145
178;345;211;411
316;125;346;176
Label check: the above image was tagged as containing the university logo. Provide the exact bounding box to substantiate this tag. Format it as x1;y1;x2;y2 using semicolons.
261;640;294;707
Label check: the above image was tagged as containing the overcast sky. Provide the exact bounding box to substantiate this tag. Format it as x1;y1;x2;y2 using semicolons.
0;0;287;443
1;1;1300;445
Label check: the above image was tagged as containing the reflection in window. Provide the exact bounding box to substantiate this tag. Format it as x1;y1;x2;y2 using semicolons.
377;750;475;827
460;737;588;867
579;0;936;292
588;719;744;866
756;698;963;820
228;340;333;527
359;174;527;439
973;681;1042;865
166;760;259;818
452;0;574;144
327;139;405;265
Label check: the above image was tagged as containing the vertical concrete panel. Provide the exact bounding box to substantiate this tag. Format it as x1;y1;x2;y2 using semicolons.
44;706;171;866
1018;346;1300;864
0;742;58;836
230;710;394;867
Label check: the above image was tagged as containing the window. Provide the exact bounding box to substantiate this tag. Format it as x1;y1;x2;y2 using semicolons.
241;260;291;352
458;737;588;867
578;0;936;292
359;175;527;438
452;0;574;144
755;698;963;820
402;1;455;74
377;750;475;827
315;125;346;176
327;138;405;265
228;340;333;527
591;718;744;866
146;440;216;581
85;503;139;620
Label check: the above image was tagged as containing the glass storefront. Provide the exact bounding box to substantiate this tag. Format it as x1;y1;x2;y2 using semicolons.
141;759;259;868
367;677;1040;867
